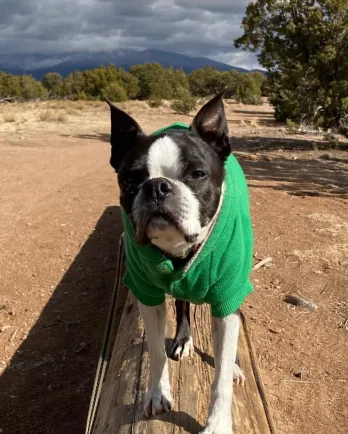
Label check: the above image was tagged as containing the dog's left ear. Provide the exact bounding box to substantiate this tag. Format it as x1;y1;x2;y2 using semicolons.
105;97;144;172
190;92;231;161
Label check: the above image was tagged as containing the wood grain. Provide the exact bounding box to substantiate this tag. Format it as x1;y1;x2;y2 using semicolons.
91;284;275;434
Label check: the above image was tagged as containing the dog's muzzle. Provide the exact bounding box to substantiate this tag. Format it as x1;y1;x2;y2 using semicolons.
142;177;174;202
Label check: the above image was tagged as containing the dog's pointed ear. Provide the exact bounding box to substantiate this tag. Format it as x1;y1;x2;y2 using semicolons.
190;92;231;161
105;96;144;171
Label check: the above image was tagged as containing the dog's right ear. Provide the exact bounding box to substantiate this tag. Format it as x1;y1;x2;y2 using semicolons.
105;97;144;172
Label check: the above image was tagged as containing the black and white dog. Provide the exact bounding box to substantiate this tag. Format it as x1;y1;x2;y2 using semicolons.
106;94;246;434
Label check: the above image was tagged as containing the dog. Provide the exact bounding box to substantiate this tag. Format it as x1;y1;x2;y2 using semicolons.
106;93;253;434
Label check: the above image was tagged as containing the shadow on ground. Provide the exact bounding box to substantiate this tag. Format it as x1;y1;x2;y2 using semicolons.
72;131;348;199
0;206;122;434
233;136;348;198
63;133;111;143
232;109;275;117
232;134;348;152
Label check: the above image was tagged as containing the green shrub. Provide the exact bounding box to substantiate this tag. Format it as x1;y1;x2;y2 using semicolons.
171;89;197;115
102;82;127;102
235;75;262;105
73;91;88;101
286;118;297;134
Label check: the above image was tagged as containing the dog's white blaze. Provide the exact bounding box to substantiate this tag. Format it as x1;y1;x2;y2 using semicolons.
147;136;181;180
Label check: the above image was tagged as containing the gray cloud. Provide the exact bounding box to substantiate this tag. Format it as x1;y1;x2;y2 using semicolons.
0;0;259;68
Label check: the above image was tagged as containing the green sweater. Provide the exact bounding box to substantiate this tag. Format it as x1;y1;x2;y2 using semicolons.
121;123;253;317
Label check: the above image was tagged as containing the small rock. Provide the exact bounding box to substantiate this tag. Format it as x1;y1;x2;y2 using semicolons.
318;152;334;160
268;327;283;334
293;368;305;380
0;325;12;333
284;294;318;310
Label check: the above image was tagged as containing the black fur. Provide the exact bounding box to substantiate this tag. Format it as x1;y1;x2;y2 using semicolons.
105;96;144;172
171;300;192;360
190;92;231;161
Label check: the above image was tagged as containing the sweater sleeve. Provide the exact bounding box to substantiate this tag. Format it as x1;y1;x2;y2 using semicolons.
210;280;253;317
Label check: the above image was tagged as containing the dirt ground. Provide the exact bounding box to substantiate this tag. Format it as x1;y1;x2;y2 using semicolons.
0;99;347;434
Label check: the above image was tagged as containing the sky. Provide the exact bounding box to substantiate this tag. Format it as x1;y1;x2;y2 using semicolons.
0;0;259;69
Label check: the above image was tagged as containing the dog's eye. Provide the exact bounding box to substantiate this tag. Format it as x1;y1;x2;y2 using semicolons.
130;168;148;184
191;170;207;180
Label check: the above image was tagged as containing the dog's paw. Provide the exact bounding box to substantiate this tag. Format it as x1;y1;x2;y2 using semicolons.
201;416;233;434
233;363;245;386
144;386;174;417
171;335;194;360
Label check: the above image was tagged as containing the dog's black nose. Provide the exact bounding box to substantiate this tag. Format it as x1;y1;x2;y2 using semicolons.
143;178;173;201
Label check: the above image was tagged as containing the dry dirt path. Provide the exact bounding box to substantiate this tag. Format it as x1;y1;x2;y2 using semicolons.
0;100;347;434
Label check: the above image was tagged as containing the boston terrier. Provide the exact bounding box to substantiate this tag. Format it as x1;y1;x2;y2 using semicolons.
106;94;253;434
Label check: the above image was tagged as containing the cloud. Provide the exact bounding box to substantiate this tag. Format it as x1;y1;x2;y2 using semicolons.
0;0;259;68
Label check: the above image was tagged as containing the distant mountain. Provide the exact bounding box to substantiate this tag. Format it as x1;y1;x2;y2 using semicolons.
0;48;262;78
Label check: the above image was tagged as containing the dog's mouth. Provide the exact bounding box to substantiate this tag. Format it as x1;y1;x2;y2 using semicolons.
134;208;198;245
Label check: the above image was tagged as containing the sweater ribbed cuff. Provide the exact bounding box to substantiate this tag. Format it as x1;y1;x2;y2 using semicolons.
211;281;253;318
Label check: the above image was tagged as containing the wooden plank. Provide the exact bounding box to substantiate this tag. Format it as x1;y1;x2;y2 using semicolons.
91;287;276;434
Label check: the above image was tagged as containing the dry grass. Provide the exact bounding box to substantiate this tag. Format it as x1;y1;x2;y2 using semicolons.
39;110;69;123
39;110;57;122
74;102;87;110
66;108;79;116
57;113;68;123
3;113;18;123
127;100;149;110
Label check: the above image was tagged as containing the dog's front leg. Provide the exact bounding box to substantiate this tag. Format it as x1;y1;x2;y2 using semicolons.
202;310;240;434
138;302;173;417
